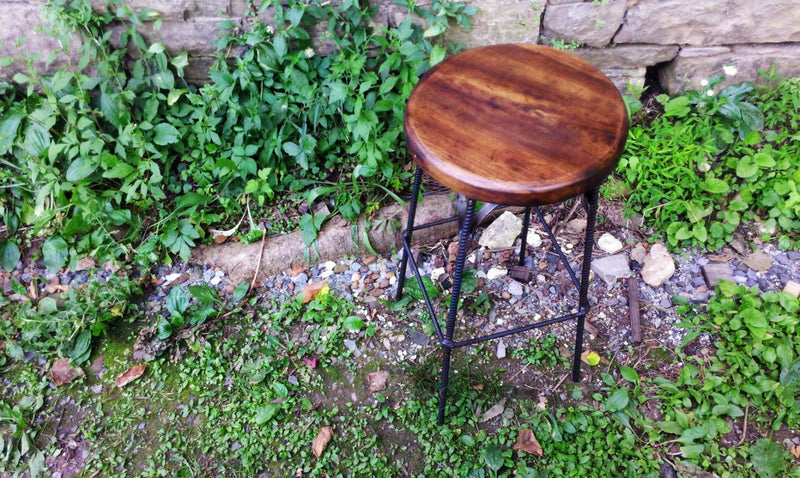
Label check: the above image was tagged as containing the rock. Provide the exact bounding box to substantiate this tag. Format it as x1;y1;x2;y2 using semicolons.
658;44;800;95
479;211;523;249
591;254;631;284
744;250;773;272
565;218;587;234
630;243;647;264
543;0;627;47
526;231;543;248
497;340;507;359
507;281;524;297
487;267;508;280
702;262;735;288
615;0;800;46
783;280;800;298
640;244;675;288
406;328;430;347
597;233;624;254
343;339;360;357
575;44;679;69
446;0;544;49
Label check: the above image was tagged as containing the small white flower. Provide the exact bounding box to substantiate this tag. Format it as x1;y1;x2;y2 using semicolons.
723;64;738;76
266;25;275;34
698;161;711;173
700;79;709;87
706;90;715;97
304;47;315;58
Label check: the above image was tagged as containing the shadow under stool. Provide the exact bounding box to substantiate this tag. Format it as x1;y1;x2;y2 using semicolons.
394;44;629;425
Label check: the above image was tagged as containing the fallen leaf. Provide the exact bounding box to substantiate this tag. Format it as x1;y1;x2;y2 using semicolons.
44;276;69;294
473;383;484;391
365;370;389;392
49;358;86;386
75;257;97;271
792;444;800;459
513;428;543;456
290;265;307;276
213;234;229;244
481;398;506;423
312;426;334;458
298;281;329;303
303;357;318;369
581;350;601;366
102;260;120;273
89;354;105;373
115;364;146;388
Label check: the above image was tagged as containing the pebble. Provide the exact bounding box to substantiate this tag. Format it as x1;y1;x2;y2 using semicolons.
597;233;624;254
487;267;508;280
507;281;524;297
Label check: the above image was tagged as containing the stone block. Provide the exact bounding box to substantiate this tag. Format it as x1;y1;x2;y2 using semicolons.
574;45;679;69
600;67;646;94
0;2;77;79
445;0;545;49
92;0;234;20
615;0;800;46
659;44;800;95
542;0;626;48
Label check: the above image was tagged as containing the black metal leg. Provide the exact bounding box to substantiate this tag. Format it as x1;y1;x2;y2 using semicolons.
437;198;476;425
396;167;424;302
518;207;532;266
572;187;599;382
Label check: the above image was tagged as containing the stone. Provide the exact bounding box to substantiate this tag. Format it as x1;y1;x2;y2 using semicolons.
597;233;624;254
497;340;507;359
590;254;631;284
575;45;679;70
487;267;508;280
542;0;627;47
630;244;647;264
744;250;773;272
640;244;675;288
615;0;800;46
479;211;522;249
507;281;524;297
658;44;800;95
565;218;587;234
444;0;546;50
783;281;800;298
526;231;543;248
702;262;734;288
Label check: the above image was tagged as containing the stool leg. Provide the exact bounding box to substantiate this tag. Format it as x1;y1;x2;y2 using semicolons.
395;166;424;302
518;207;532;266
437;198;476;425
572;187;599;382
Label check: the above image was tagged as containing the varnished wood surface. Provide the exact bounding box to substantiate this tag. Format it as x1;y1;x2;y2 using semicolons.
404;44;628;206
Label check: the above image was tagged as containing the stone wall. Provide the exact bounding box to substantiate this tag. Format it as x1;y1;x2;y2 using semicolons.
2;0;800;95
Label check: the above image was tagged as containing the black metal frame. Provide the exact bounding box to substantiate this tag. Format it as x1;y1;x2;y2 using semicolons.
395;166;600;425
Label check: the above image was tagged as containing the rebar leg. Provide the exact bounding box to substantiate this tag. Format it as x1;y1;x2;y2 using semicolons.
518;207;532;266
395;167;424;302
572;187;599;382
437;198;476;425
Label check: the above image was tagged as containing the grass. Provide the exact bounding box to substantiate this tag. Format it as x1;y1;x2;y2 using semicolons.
3;282;799;477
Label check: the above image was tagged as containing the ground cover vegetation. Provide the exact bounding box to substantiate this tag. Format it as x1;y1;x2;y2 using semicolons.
1;0;799;476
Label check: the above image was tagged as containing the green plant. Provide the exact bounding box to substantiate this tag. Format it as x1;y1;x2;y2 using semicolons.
3;274;141;364
616;73;799;250
0;0;476;271
1;396;46;478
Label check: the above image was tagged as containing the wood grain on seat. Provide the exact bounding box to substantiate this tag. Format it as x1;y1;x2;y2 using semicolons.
404;44;628;206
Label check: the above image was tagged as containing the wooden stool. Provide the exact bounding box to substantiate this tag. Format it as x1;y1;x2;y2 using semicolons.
395;44;628;425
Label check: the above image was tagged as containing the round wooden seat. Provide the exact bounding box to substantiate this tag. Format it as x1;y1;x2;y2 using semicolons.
404;44;629;206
